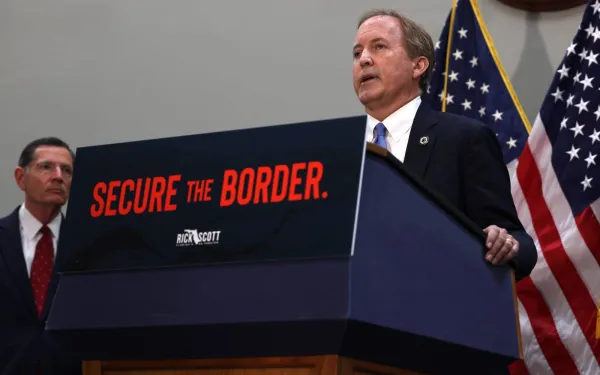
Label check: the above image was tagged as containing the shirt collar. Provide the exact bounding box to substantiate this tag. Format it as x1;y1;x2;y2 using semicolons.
366;95;422;141
19;203;62;241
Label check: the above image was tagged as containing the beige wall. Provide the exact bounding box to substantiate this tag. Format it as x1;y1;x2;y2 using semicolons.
0;0;587;213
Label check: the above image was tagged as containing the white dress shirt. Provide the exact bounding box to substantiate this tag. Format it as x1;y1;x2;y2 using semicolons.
366;96;422;162
18;203;61;277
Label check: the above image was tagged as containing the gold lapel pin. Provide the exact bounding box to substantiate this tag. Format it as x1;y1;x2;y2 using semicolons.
419;136;429;145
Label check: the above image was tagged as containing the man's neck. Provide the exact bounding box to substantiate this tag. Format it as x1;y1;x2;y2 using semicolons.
366;92;420;122
24;201;61;225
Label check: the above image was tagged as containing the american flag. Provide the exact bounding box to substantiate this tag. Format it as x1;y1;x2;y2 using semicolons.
422;0;600;374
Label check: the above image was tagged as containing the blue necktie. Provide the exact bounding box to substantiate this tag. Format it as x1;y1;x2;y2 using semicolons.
374;122;387;149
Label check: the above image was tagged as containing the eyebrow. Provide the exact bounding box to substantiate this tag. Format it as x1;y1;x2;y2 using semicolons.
353;37;388;51
36;160;73;168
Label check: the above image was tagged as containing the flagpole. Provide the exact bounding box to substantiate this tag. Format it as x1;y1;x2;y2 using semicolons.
470;0;532;133
441;0;458;112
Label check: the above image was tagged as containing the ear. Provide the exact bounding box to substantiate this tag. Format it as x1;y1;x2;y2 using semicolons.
412;56;429;80
14;167;26;192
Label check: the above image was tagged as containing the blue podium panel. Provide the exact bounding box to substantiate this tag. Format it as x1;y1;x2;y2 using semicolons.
348;152;520;372
46;259;353;362
60;116;367;272
48;259;350;330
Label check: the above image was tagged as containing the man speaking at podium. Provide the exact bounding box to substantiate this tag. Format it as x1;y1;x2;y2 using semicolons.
352;9;537;282
0;137;81;375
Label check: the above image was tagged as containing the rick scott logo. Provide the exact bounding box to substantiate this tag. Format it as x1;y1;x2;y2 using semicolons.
176;229;221;247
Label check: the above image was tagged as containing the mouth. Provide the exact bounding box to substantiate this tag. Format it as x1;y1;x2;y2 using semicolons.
360;74;378;84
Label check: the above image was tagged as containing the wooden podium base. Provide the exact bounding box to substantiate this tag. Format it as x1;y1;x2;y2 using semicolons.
83;356;425;375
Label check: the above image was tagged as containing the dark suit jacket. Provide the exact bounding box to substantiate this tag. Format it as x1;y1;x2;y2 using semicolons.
0;206;81;375
402;103;537;281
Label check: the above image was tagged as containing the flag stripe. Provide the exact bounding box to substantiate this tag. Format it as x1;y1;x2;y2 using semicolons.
517;138;600;370
513;297;552;375
524;258;596;375
591;199;600;218
518;284;579;375
508;358;529;375
516;276;579;374
574;207;600;263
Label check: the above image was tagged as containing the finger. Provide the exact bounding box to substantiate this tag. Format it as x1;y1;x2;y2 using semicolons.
487;229;507;259
506;241;519;263
485;227;499;249
491;239;513;264
490;236;519;265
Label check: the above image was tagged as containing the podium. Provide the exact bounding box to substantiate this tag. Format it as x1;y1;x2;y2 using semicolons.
46;116;522;375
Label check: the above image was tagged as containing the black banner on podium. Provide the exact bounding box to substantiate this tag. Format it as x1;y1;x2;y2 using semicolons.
61;116;367;272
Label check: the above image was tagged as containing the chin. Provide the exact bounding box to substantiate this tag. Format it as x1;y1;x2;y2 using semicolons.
43;197;66;206
358;92;379;106
358;84;382;101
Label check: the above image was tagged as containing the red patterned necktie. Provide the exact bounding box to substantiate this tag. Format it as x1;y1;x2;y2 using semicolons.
30;225;54;318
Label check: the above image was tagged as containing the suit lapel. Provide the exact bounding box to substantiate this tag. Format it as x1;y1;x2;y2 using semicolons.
0;208;38;319
404;102;439;178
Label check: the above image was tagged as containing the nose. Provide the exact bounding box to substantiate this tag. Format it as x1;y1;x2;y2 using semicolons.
51;165;65;181
359;51;373;68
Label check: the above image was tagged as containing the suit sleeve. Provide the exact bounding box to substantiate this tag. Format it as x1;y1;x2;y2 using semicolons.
463;124;537;280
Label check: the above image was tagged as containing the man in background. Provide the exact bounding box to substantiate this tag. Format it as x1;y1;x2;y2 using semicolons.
0;137;81;375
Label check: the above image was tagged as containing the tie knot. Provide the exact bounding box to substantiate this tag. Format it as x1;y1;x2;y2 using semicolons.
375;123;386;137
39;225;51;237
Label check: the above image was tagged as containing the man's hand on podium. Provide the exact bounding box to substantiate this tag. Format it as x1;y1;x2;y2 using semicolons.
483;225;519;265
